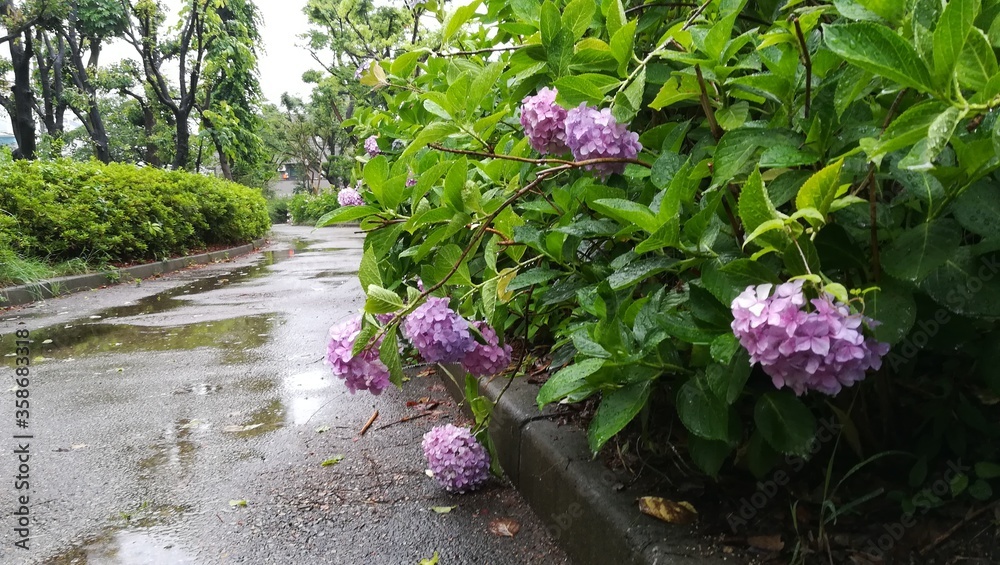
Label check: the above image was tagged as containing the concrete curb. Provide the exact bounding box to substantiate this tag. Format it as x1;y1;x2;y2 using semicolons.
1;238;268;307
437;365;725;565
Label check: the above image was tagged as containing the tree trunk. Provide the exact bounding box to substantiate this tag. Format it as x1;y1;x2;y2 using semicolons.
141;104;159;166
9;30;35;159
173;113;191;169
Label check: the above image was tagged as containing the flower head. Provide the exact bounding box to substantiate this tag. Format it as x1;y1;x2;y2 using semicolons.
365;135;380;157
337;187;364;207
519;87;570;155
406;176;418;187
422;424;491;493
324;315;390;395
563;103;642;180
731;282;889;396
462;322;513;377
402;297;475;363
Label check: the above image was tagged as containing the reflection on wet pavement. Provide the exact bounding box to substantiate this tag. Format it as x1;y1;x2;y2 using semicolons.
43;505;194;565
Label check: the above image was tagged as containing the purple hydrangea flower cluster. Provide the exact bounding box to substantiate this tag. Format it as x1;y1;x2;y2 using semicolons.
731;281;890;396
402;297;476;363
365;135;380;157
519;87;570;155
563;103;642;180
422;424;491;493
462;322;513;377
337;187;364;207
325;315;390;395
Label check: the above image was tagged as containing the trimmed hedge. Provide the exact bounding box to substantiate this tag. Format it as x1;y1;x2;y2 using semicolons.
0;157;270;262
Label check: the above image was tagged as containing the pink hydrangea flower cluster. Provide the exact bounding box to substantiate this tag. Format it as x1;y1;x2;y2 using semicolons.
462;322;514;377
731;281;890;396
325;315;390;395
519;87;570;155
563;103;642;180
422;424;491;493
402;297;476;363
519;87;642;180
337;187;364;207
364;135;380;157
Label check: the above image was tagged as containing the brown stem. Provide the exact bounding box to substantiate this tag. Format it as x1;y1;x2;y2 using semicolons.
427;143;651;169
695;65;723;141
793;18;812;120
439;45;523;57
722;189;744;248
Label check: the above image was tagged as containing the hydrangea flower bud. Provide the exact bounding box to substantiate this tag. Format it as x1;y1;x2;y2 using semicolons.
422;424;491;493
406;176;418;187
337;187;364;207
462;322;513;377
731;281;890;396
365;135;380;157
519;87;570;155
563;103;642;180
402;297;475;363
325;315;390;395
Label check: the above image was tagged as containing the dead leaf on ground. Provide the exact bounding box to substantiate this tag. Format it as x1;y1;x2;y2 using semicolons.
747;534;784;551
431;506;455;514
638;497;698;525
488;518;521;537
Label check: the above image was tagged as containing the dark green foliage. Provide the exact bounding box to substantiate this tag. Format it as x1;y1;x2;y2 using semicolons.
287;191;340;225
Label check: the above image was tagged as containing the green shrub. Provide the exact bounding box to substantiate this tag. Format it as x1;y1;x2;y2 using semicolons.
267;196;291;224
288;190;340;225
0;155;269;262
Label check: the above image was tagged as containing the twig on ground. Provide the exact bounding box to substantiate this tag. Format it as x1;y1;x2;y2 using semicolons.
359;409;379;436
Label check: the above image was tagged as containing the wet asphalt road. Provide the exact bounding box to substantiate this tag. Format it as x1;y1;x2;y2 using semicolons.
0;225;569;565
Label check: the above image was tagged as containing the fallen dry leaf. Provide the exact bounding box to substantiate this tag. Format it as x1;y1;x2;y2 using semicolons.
488;518;521;537
637;497;698;525
747;534;784;552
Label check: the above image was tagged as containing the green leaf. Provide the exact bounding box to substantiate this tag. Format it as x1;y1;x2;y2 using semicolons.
317;205;379;226
607;257;679;289
562;0;595;40
863;100;950;160
379;330;404;388
590;198;659;233
953;180;1000;238
921;247;1000;318
365;285;404;314
540;0;561;47
677;376;730;442
853;0;906;23
865;278;917;345
795;159;844;218
553;75;607;106
508;267;562;291
702;259;781;305
587;381;651;452
648;74;700;109
442;0;483;44
882;219;963;282
975;461;1000;479
604;0;626;38
391;51;423;77
443;157;468;211
359;246;382;292
537;358;605;407
739;168;785;247
931;0;980;89
321;455;344;467
958;28;998;91
727;73;792;105
688;436;731;478
610;20;637;76
899;106;966;171
823;22;934;93
704;10;740;61
511;0;540;23
711;128;774;187
754;392;817;455
402;122;460;158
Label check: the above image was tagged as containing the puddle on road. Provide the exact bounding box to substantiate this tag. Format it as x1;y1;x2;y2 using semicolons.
30;314;277;364
227;398;285;438
44;505;194;565
138;419;203;480
310;269;359;279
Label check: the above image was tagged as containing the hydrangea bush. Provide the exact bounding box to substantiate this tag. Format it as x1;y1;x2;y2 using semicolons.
318;0;1000;523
